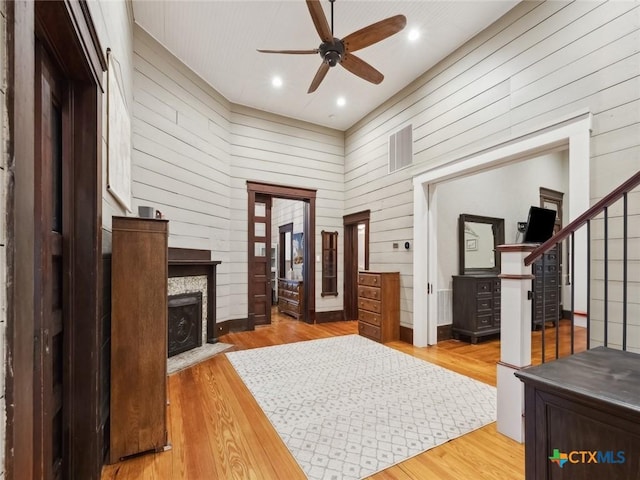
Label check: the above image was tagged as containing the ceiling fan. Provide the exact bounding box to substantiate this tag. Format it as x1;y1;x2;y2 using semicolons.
257;0;407;93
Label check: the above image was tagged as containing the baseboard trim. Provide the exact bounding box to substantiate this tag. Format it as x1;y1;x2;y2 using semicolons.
437;325;453;341
315;310;345;323
216;318;250;336
399;326;413;344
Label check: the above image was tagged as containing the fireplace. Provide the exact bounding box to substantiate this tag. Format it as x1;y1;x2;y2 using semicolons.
168;292;203;357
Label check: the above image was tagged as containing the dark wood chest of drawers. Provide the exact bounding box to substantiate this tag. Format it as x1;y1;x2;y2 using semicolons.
357;271;400;343
516;347;640;480
452;275;501;344
532;247;560;328
278;278;303;319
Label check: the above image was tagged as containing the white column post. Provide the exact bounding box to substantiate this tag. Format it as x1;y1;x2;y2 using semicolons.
495;244;536;443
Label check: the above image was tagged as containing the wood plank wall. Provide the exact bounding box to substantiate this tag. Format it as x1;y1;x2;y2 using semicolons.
228;106;344;318
0;0;7;475
344;1;640;335
132;27;345;323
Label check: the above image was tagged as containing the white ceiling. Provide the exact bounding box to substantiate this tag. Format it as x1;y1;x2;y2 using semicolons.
132;1;519;131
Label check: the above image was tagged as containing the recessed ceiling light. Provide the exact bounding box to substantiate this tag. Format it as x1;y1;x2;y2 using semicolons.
336;97;346;107
408;29;420;42
272;76;283;88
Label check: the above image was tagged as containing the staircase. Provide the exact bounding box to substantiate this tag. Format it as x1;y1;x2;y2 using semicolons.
496;170;640;479
524;169;640;359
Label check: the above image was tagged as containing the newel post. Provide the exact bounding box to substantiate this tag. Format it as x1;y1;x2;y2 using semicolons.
495;244;536;442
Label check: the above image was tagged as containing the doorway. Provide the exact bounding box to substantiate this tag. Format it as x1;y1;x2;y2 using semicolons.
247;182;316;325
412;113;591;346
343;211;370;320
540;187;565;315
8;2;106;479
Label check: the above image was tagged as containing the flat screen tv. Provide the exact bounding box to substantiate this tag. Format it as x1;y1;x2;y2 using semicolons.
523;206;556;243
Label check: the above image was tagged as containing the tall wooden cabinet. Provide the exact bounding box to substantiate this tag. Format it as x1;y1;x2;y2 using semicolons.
357;271;400;343
110;217;169;463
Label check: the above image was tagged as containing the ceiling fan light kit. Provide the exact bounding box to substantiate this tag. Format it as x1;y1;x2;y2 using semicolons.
257;0;407;93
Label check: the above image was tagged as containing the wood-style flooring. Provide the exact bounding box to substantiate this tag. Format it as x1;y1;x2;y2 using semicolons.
101;311;585;480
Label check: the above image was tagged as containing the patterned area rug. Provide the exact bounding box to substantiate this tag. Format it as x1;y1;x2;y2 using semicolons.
167;342;234;374
226;335;496;480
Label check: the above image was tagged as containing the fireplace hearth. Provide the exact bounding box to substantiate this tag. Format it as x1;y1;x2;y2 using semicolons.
168;292;203;357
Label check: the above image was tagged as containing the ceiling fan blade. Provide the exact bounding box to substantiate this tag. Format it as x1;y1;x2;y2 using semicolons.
257;49;319;55
308;62;330;93
342;15;407;53
306;0;333;43
340;54;384;84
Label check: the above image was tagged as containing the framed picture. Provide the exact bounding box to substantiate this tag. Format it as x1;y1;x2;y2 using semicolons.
107;49;132;211
466;238;477;251
292;232;304;265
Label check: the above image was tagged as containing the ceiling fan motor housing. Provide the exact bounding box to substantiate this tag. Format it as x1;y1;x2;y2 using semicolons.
319;39;345;67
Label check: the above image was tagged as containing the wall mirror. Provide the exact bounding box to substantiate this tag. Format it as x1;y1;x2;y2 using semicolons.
458;213;505;275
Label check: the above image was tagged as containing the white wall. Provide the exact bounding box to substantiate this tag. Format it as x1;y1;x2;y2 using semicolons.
132;27;345;322
228;105;345;317
87;0;136;227
345;1;640;333
132;26;233;321
437;151;569;290
435;151;569;325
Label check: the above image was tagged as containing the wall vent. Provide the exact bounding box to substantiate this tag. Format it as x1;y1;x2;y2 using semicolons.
388;124;413;173
437;289;453;326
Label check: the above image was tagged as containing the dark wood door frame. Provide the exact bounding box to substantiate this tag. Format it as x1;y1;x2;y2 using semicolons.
7;2;106;479
343;210;370;321
247;182;316;324
278;222;293;276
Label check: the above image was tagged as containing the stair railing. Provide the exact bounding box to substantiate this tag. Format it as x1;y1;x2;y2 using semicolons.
524;170;640;362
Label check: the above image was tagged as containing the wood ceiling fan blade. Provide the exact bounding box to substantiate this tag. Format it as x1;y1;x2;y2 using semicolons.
340;54;384;84
306;0;333;43
257;49;319;54
308;62;330;93
342;15;407;53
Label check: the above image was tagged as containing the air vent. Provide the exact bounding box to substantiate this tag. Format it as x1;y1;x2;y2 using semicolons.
388;124;413;173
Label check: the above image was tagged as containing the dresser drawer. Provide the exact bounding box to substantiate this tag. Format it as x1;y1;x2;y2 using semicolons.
476;297;494;312
476;278;495;295
358;321;381;341
358;309;381;326
358;285;381;301
359;273;381;287
358;297;381;313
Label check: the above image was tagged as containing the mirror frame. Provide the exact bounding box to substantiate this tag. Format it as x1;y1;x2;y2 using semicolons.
458;213;505;275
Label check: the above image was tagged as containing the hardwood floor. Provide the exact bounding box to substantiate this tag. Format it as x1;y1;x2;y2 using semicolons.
101;311;585;480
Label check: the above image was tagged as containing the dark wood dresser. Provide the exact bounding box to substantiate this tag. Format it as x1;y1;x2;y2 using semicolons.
532;247;560;328
110;216;168;462
516;347;640;480
452;275;501;343
357;271;400;343
278;278;303;319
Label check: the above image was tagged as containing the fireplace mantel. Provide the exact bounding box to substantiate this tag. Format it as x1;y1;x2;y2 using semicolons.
168;248;221;344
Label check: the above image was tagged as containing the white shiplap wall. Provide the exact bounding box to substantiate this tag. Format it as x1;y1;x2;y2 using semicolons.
133;26;233;321
132;27;345;322
345;1;640;332
271;198;305;281
229;105;344;317
87;0;136;227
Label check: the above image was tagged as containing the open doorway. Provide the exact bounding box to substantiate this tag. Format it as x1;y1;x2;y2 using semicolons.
343;210;370;320
247;182;316;326
412;113;591;346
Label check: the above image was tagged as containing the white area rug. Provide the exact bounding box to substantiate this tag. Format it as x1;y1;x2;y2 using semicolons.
167;342;233;374
226;335;496;480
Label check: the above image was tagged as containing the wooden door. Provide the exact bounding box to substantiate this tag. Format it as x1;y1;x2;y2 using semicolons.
34;42;67;480
343;211;370;320
248;193;272;326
